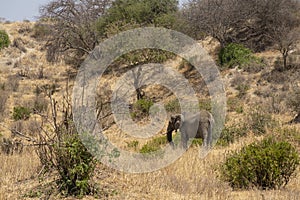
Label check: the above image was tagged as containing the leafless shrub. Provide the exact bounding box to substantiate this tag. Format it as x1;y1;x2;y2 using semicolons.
17;66;30;78
12;37;27;53
0;137;23;155
18;24;32;35
6;75;20;92
230;73;246;87
37;66;44;79
96;83;114;129
287;86;300;113
0;91;9;120
32;95;49;114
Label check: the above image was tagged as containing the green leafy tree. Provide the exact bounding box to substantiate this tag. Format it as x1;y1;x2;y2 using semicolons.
97;0;178;35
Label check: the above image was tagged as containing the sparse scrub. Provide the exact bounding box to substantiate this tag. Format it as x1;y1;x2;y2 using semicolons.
230;73;245;87
227;97;244;113
217;123;248;146
32;23;51;40
236;84;250;98
247;106;275;135
32;95;48;114
0;30;10;50
12;37;27;53
287;87;300;113
221;137;299;190
6;75;20;92
0;137;23;155
0;92;9;119
165;99;180;113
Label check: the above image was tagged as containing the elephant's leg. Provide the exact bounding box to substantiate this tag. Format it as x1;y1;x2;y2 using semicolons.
202;127;208;148
180;130;188;149
167;131;175;148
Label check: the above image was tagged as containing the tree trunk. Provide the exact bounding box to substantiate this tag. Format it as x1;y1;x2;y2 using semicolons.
283;54;288;69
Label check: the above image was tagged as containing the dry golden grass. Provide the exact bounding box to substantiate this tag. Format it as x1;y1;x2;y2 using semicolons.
0;21;300;200
0;151;40;200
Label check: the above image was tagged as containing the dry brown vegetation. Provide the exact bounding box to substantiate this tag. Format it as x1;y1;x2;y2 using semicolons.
0;18;300;200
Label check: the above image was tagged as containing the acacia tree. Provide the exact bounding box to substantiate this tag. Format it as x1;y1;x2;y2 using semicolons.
40;0;113;67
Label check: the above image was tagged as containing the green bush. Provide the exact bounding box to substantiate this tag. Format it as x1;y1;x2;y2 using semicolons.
130;99;154;120
219;43;256;69
12;106;31;120
55;134;96;197
221;138;299;190
0;30;10;50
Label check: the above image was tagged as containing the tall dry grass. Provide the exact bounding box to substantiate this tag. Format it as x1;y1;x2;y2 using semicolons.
0;151;40;200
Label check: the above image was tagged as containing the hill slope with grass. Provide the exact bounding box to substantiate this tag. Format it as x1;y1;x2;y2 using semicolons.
0;21;300;199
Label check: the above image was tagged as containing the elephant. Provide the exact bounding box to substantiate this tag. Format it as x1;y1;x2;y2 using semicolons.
166;110;214;149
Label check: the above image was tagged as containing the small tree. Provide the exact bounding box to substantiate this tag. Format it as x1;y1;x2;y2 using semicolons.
272;26;300;70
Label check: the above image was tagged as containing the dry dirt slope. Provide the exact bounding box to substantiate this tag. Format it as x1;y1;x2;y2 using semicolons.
0;22;300;199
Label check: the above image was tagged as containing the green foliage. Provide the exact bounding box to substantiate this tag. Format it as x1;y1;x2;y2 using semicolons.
191;138;203;146
221;138;299;190
219;43;257;69
140;136;168;154
97;0;178;33
55;133;96;197
113;49;175;68
126;140;139;151
130;99;154;120
12;106;31;121
0;30;10;50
